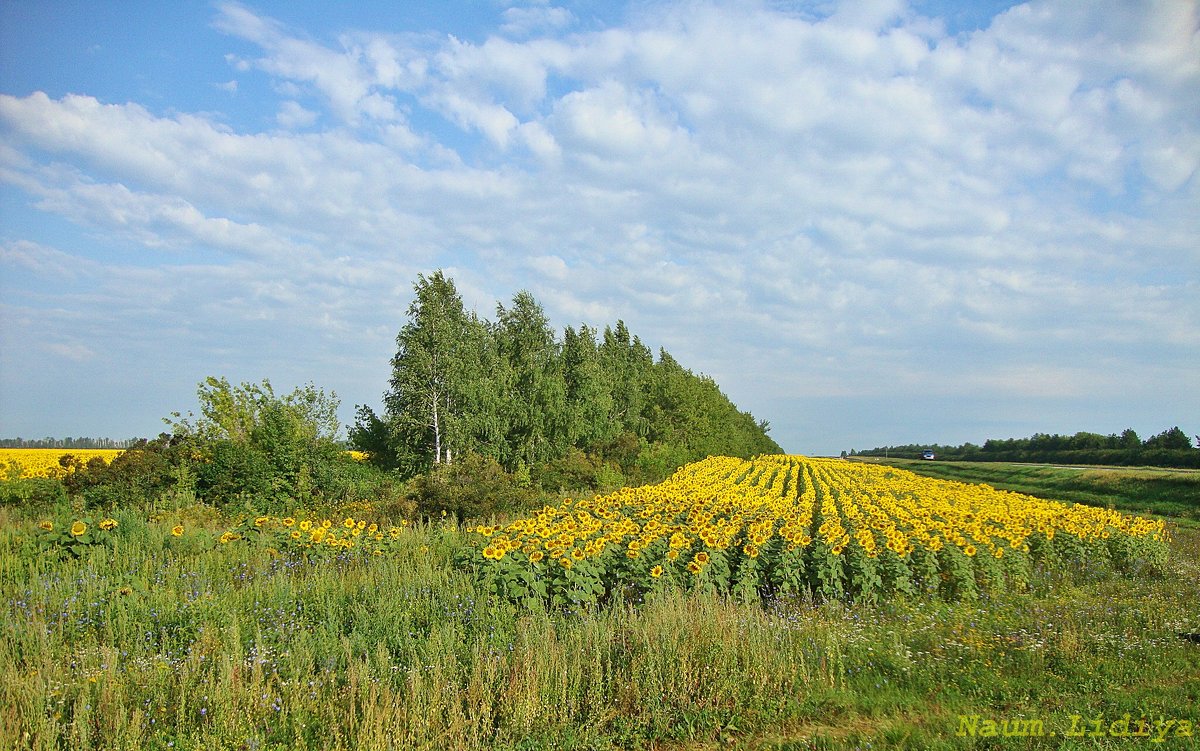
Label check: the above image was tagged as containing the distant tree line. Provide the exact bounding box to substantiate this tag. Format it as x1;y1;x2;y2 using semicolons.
0;437;139;449
849;426;1199;468
351;271;781;497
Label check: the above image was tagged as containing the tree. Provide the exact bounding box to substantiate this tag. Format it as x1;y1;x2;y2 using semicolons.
1118;428;1142;450
384;271;480;472
561;324;616;448
495;291;568;471
599;321;654;437
169;376;339;443
1144;426;1193;451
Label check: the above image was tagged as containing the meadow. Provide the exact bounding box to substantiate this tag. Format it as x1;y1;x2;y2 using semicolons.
2;455;1198;750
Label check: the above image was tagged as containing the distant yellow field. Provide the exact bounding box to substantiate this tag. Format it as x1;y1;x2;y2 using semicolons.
1;447;368;481
0;448;122;480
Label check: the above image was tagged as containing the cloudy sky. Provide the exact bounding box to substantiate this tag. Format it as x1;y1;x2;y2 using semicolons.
1;0;1196;455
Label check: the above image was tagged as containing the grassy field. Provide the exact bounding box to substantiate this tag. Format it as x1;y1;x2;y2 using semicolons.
851;458;1200;524
3;502;1198;748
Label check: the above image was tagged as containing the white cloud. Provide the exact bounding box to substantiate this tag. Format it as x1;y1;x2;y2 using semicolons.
276;100;318;129
501;4;574;38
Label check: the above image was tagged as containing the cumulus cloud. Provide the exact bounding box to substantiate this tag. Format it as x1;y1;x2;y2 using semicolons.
1;0;1197;450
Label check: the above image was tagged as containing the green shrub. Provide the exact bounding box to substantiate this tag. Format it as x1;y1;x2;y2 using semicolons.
409;453;535;521
0;476;68;509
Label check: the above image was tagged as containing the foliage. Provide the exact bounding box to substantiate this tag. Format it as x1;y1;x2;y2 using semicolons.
11;378;388;515
407;452;536;521
0;476;68;508
361;271;781;486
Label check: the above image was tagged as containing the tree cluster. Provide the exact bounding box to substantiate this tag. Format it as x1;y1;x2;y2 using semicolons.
58;377;385;512
352;271;780;497
849;426;1199;468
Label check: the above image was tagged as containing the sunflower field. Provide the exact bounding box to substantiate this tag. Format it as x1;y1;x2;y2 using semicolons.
0;448;123;481
469;455;1169;608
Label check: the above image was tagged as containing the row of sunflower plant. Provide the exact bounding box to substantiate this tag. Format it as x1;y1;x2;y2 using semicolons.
466;455;1170;609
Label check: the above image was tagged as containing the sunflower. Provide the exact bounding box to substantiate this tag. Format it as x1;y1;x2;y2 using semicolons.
650;565;664;578
282;517;296;527
171;525;184;537
38;520;53;532
299;519;312;531
529;550;545;563
99;518;118;531
71;520;87;537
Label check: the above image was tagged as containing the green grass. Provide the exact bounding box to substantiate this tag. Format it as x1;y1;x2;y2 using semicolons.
853;458;1200;523
2;502;1198;750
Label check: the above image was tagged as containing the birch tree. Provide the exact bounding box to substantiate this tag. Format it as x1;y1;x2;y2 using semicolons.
384;271;474;471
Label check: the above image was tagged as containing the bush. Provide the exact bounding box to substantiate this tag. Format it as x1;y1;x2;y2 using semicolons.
408;453;535;521
537;447;625;492
61;436;180;510
0;477;68;510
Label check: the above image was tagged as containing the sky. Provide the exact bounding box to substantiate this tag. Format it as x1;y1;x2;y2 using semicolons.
1;0;1197;456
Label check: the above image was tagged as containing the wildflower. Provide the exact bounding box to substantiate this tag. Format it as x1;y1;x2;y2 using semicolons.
71;520;87;537
171;525;184;537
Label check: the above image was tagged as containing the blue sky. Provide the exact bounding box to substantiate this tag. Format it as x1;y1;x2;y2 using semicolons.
1;0;1197;455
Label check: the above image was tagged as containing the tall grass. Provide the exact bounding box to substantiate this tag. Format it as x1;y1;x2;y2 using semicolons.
2;504;1197;750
